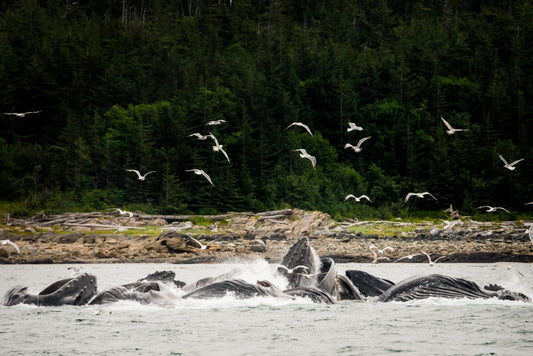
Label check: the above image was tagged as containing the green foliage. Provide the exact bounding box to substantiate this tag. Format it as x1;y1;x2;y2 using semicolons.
0;1;532;220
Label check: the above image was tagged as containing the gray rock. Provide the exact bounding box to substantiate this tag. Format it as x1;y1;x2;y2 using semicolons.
429;228;441;237
250;240;267;252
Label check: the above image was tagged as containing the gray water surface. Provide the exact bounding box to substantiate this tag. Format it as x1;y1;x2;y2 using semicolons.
1;262;532;355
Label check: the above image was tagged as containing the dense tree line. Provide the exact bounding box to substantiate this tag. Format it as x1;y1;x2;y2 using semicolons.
1;0;532;219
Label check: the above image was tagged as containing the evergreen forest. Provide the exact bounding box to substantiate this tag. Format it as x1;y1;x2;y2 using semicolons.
1;0;532;220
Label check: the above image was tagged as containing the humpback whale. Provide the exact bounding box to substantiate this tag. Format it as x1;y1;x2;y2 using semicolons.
344;270;395;298
182;279;287;299
1;273;97;306
278;236;320;289
377;274;530;302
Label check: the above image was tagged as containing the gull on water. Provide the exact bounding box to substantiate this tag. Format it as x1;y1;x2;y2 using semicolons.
209;132;230;163
440;116;468;135
347;122;363;132
344;136;371;153
404;191;437;203
498;154;524;171
186;169;214;186
186;235;219;250
3;110;41;117
126;169;157;181
421;251;447;266
1;239;20;253
67;266;82;275
293;149;316;169
285;122;313;136
476;205;510;213
205;119;226;126
344;194;372;203
188;132;213;140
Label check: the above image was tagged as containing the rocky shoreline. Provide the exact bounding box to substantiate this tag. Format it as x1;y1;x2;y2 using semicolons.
1;209;532;264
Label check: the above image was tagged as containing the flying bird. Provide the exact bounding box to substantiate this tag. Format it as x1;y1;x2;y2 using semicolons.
393;253;423;263
498;154;524;171
1;239;20;253
205;120;226;126
440;117;468;135
344;136;371;153
3;110;41;117
347;122;363;132
285;122;313;136
344;194;372;203
370;245;394;255
186;169;214;186
126;169;157;181
421;251;447;266
294;148;316;169
476;205;510;213
115;208;134;217
209;132;230;163
185;235;219;250
404;192;437;203
369;245;394;264
188;133;213;141
277;265;310;275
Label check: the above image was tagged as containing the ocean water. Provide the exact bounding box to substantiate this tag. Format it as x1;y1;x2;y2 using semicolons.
1;261;532;355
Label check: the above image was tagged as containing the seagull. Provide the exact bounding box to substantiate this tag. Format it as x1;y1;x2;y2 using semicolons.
67;266;82;275
344;136;371;153
1;239;20;253
441;219;461;232
285;122;313;136
440;116;468;135
404;192;437;203
498;154;524;171
186;169;214;186
115;208;134;217
3;110;41;117
421;251;447;266
369;245;394;264
393;253;423;263
186;235;219;250
209;132;230;163
476;205;510;213
188;132;213;140
344;194;372;203
205;119;226;126
347;122;363;132
294;149;316;169
370;245;394;255
277;265;310;274
126;169;157;181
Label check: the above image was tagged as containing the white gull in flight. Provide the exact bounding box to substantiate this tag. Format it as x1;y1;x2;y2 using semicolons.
294;149;316;169
126;169;157;181
498;154;524;171
285;122;313;136
441;116;468;135
186;169;214;186
344;136;371;153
